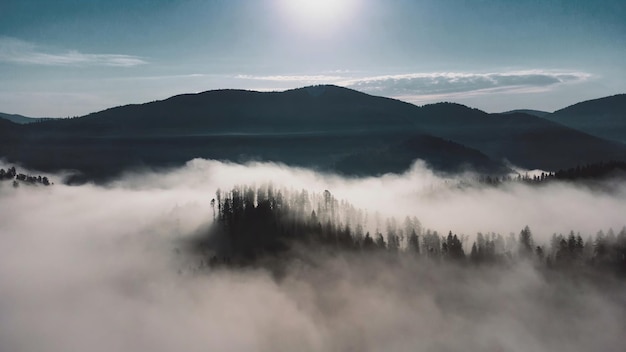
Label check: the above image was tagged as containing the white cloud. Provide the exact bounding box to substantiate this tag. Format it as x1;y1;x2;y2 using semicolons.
0;37;147;67
340;70;591;97
84;159;626;240
234;70;592;102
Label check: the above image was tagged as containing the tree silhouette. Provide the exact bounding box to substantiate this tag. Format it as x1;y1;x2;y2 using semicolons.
519;226;534;259
191;184;626;277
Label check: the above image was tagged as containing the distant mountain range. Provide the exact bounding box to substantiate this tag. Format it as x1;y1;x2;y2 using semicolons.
543;94;626;144
500;109;550;118
1;85;625;182
0;112;53;124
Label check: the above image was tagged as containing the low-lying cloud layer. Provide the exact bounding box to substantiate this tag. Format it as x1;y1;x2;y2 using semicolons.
1;159;624;351
106;159;626;239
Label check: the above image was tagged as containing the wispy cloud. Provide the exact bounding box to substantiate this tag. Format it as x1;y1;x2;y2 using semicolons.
340;70;591;97
0;37;147;67
235;70;591;100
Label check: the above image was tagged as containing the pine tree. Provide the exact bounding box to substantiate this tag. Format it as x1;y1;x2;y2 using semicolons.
519;226;534;259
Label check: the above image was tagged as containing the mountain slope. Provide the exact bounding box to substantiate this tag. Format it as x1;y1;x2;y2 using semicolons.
543;94;626;143
2;86;625;181
28;86;418;137
409;103;626;170
3;86;503;181
0;118;21;137
5;130;504;183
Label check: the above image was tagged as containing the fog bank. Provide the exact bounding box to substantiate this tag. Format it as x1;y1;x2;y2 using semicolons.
1;159;625;351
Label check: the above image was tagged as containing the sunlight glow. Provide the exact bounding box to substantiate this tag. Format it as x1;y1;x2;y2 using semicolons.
292;0;344;18
278;0;357;31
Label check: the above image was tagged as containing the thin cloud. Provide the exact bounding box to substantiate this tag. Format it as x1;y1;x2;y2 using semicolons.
0;37;147;67
234;70;592;100
339;70;591;97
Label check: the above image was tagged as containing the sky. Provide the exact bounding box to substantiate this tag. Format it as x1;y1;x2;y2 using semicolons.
0;0;624;117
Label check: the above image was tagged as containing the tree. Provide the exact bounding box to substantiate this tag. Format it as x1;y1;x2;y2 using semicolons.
363;232;375;250
445;232;465;261
519;226;534;259
535;246;545;262
408;230;420;255
595;230;607;259
375;233;386;249
423;230;441;258
470;242;479;263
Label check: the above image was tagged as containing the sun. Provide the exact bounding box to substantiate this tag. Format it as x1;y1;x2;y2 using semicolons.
277;0;357;30
290;0;344;19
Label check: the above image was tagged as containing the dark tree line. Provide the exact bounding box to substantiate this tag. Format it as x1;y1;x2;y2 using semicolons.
545;229;626;271
467;226;626;273
201;185;626;276
0;166;51;187
479;161;626;186
204;185;420;263
479;172;554;186
554;161;626;181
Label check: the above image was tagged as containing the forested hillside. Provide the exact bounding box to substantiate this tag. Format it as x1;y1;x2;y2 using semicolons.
190;185;626;277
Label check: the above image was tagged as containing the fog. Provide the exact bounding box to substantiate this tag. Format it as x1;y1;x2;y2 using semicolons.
106;159;626;240
1;159;625;351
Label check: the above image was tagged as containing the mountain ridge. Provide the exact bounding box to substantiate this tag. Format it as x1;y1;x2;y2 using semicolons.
0;112;54;124
543;94;626;143
1;85;625;182
501;109;551;118
27;85;419;137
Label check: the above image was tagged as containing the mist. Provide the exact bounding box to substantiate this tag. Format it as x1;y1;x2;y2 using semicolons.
106;158;626;240
1;159;625;351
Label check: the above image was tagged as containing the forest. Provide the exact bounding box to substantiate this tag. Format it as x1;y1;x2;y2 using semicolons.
194;184;626;277
0;166;51;187
478;160;626;186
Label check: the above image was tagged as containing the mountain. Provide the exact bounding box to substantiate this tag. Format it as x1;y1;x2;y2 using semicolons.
1;85;625;182
542;94;626;144
334;134;500;176
0;112;53;124
27;86;418;137
408;104;626;170
0;118;21;137
501;109;550;118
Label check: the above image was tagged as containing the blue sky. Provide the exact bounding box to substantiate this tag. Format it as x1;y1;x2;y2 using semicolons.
1;0;624;117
